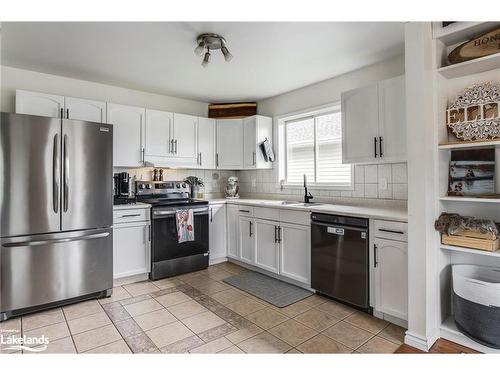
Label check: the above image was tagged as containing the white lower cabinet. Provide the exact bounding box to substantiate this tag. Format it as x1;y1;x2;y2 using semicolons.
373;237;408;321
254;219;280;274
209;204;227;262
226;205;240;260
238;216;255;264
113;220;151;279
279;222;311;284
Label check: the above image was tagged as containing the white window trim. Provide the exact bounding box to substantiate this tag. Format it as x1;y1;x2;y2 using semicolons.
276;102;354;191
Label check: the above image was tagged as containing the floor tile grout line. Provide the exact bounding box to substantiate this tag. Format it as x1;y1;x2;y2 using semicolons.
61;307;78;354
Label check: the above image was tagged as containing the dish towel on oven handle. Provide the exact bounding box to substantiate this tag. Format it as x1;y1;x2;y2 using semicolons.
176;209;194;243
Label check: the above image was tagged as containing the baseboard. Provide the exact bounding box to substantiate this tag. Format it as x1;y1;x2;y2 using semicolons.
113;273;149;286
404;331;436;352
209;257;228;265
373;310;408;329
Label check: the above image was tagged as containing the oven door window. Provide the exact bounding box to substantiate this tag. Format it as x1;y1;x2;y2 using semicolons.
152;210;209;261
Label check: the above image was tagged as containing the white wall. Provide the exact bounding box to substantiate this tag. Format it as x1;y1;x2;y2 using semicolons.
257;55;405;117
238;54;407;201
1;65;208;116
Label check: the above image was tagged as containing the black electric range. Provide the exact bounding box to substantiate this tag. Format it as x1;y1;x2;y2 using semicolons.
135;181;209;280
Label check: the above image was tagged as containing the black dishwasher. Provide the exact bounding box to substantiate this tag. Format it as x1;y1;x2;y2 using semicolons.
311;213;369;311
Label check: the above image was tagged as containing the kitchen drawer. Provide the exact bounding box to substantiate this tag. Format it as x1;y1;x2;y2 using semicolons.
279;209;310;226
113;208;150;224
374;220;407;242
253;207;279;221
238;206;254;217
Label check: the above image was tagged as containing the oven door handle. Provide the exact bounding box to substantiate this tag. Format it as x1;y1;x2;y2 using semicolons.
153;207;209;216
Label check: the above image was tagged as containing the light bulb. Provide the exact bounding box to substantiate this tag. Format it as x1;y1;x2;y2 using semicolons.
202;50;211;67
221;46;233;62
194;41;205;56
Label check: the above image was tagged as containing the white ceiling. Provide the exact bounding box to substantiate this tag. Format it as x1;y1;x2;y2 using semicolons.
1;22;404;103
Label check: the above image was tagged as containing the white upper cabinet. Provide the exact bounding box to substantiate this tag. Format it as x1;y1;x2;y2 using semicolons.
144;109;173;158
243;115;273;169
65;96;106;123
341;83;379;164
198;117;216;169
378;76;407;162
173;113;198;160
107;103;145;167
16;89;65;118
216;119;243;169
341;75;406;164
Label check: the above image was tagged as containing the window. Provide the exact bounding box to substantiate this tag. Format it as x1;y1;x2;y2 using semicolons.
280;106;352;189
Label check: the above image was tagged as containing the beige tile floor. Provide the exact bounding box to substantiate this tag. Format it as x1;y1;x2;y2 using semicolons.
0;261;404;354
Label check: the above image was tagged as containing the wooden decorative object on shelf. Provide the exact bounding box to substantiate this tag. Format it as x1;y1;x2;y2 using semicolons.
448;28;500;65
441;234;500;252
208;102;257;119
447;82;500;142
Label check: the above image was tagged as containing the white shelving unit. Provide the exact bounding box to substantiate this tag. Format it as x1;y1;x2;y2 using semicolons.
432;22;500;354
441;316;500;353
441;244;500;258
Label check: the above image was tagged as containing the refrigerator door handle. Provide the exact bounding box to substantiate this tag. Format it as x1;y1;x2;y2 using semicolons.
52;133;60;213
63;134;69;212
3;232;110;248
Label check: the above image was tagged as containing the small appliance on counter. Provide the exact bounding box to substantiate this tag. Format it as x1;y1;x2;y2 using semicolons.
225;176;239;198
185;176;204;199
113;172;136;205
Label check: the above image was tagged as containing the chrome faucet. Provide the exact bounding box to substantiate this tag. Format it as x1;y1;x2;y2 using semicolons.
303;174;313;203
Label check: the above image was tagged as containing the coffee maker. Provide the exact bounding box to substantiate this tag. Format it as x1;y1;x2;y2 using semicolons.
113;172;136;205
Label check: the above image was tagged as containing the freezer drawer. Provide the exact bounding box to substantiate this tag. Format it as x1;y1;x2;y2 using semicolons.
0;228;113;314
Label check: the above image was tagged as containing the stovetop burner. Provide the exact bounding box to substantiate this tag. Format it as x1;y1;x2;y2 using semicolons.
137;197;208;207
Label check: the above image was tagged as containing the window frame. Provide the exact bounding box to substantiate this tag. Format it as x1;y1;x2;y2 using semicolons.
278;103;353;191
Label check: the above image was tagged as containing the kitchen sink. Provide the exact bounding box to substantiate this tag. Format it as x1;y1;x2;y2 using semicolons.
288;202;324;207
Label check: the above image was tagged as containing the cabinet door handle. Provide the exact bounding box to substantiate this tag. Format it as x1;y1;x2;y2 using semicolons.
274;226;278;243
199;152;202;166
174;139;178;154
239;209;250;213
170;139;174;154
278;226;282;243
216;153;219;167
379;136;383;157
374;244;378;268
168;139;171;153
253;151;256;166
60;108;64;119
66;108;70;119
210;207;213;222
249;221;253;237
374;137;378;158
378;228;404;235
148;224;151;242
141;147;145;164
121;213;141;218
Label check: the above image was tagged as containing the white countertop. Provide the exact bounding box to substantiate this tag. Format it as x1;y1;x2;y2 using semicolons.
209;198;407;222
113;202;151;211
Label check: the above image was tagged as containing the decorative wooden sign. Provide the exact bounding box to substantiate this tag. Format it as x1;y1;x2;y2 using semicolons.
447;82;500;141
208;102;257;119
448;27;500;64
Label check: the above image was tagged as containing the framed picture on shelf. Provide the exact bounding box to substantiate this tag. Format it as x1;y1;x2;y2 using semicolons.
448;148;496;197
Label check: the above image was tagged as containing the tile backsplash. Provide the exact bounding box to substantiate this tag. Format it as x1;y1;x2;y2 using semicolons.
236;163;408;201
114;162;407;201
113;167;237;197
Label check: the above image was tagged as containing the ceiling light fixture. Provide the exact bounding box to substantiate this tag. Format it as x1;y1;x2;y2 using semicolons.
194;33;233;67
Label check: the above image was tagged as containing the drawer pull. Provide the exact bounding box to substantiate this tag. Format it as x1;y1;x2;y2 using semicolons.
239;210;250;213
378;228;405;235
121;214;141;218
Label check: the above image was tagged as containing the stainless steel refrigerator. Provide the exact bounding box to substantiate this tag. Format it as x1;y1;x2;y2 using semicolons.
0;112;113;321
